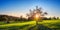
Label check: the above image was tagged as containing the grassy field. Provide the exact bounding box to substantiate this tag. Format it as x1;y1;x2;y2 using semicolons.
0;20;60;30
39;20;60;30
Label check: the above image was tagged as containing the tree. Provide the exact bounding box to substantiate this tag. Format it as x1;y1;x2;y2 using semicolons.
26;6;48;21
4;16;10;23
57;17;59;20
0;15;10;23
53;16;56;20
26;6;48;25
19;16;23;21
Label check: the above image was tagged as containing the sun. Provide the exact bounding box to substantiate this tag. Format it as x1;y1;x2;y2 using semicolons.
34;14;40;21
35;14;40;19
35;14;39;18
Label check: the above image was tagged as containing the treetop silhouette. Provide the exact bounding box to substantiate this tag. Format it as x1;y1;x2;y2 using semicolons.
26;6;48;21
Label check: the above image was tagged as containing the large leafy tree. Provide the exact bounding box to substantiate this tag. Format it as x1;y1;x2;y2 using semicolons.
26;6;47;21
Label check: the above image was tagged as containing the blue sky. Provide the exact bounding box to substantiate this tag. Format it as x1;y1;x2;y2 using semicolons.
0;0;60;17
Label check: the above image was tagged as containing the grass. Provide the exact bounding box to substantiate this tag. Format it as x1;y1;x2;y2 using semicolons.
0;21;36;30
39;20;60;29
0;20;60;30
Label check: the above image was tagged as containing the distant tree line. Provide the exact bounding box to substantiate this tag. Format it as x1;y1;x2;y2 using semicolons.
42;16;59;20
0;15;27;23
0;15;60;23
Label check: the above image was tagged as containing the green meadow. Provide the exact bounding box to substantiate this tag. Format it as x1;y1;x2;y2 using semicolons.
0;20;60;30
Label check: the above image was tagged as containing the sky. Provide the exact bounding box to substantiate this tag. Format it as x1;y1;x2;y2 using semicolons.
0;0;60;17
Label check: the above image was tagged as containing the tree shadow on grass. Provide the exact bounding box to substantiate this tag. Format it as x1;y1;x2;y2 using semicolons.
37;24;53;30
29;24;60;30
48;23;60;30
